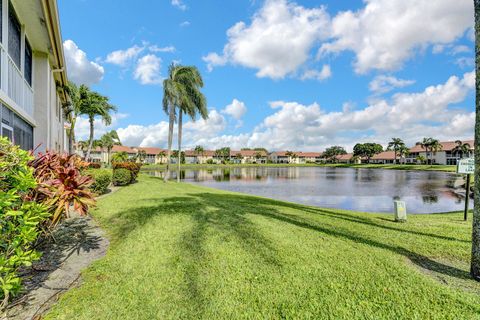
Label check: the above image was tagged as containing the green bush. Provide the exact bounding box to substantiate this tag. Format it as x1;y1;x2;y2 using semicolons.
113;168;132;186
112;162;141;183
0;137;50;308
206;159;214;164
86;169;112;195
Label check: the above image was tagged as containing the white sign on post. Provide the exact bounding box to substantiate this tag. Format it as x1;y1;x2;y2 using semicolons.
457;158;475;174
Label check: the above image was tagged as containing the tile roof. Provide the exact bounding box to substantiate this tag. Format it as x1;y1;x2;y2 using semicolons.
111;145;136;153
409;140;474;152
135;147;166;155
371;151;396;160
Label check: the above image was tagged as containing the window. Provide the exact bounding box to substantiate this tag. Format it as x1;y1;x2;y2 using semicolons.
0;104;33;150
13;113;33;150
24;37;32;86
8;1;20;69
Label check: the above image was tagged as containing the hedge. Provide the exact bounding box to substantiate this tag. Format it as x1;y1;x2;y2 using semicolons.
112;162;142;183
113;168;132;186
86;169;112;195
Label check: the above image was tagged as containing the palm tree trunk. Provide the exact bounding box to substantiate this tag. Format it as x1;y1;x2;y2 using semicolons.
86;116;94;161
177;111;183;183
472;0;480;281
164;104;175;182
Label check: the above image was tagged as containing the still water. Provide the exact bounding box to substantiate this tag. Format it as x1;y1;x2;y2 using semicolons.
146;167;469;214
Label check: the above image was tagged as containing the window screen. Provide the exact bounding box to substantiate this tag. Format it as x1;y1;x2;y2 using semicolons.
8;2;20;69
24;38;32;85
13;113;33;150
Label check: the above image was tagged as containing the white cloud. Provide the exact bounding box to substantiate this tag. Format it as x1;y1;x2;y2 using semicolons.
301;65;332;81
369;75;415;95
75;113;129;141
134;54;163;85
63;40;104;85
171;0;187;10
455;57;475;68
203;0;330;79
222;99;247;120
180;21;190;27
320;0;473;73
451;45;471;55
149;45;176;53
105;45;144;66
111;71;474;151
117;110;226;148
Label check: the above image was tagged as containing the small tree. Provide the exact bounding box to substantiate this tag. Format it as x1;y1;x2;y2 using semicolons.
353;143;383;163
323;146;347;163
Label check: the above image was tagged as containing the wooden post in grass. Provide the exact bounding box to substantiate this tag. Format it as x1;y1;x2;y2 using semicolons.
457;158;474;221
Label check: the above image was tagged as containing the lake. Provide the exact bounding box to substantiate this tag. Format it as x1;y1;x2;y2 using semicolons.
145;167;469;214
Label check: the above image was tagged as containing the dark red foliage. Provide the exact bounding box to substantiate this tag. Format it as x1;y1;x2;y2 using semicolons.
29;151;96;226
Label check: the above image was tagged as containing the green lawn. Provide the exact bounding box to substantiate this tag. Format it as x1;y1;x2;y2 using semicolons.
142;163;457;172
45;175;479;319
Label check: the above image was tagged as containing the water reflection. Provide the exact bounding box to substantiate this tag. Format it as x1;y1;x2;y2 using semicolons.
146;167;470;214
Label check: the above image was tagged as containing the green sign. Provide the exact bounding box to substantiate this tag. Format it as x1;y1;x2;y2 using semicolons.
457;158;475;174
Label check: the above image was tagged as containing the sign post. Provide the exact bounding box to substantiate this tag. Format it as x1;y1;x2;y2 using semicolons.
457;158;474;221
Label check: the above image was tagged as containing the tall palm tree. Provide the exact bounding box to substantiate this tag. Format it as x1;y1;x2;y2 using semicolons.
63;81;81;155
163;64;207;182
429;139;443;164
79;85;117;160
453;140;472;160
194;145;205;164
397;145;410;164
77;140;89;157
417;137;434;164
387;138;405;164
472;0;480;281
100;130;121;165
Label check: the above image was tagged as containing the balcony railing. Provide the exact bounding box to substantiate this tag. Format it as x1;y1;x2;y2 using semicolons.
1;45;34;117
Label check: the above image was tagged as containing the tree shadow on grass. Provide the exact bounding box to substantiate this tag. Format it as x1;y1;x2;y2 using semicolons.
184;192;472;282
105;194;282;318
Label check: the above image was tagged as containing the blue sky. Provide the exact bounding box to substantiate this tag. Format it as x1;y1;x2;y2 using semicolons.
59;0;475;151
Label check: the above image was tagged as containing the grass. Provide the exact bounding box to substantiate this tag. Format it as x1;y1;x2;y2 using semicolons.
141;163;457;172
45;175;480;319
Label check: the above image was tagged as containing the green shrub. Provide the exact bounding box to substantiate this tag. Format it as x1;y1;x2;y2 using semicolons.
86;169;112;195
0;137;50;309
113;168;131;186
112;162;141;183
206;159;214;164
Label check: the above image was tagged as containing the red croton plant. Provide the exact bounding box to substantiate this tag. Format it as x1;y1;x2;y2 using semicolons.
28;151;96;226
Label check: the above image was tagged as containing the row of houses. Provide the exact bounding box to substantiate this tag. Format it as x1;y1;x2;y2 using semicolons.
335;140;474;165
79;139;474;166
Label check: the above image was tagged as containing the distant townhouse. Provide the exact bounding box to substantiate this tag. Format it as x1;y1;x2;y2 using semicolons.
335;153;361;164
269;151;290;164
230;150;268;164
0;0;69;153
184;150;216;164
370;151;397;164
406;140;474;165
134;146;165;164
269;151;323;164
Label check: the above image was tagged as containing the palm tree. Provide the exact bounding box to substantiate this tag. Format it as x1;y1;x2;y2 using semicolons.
157;150;166;164
453;140;472;160
194;145;205;164
77;140;89;158
429;139;443;164
63;81;81;155
112;151;128;162
79;85;117;160
137;150;147;163
397;145;410;164
472;0;480;281
100;130;121;165
387;138;405;164
163;63;207;182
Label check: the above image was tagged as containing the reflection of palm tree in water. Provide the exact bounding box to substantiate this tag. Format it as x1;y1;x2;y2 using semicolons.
417;181;439;204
